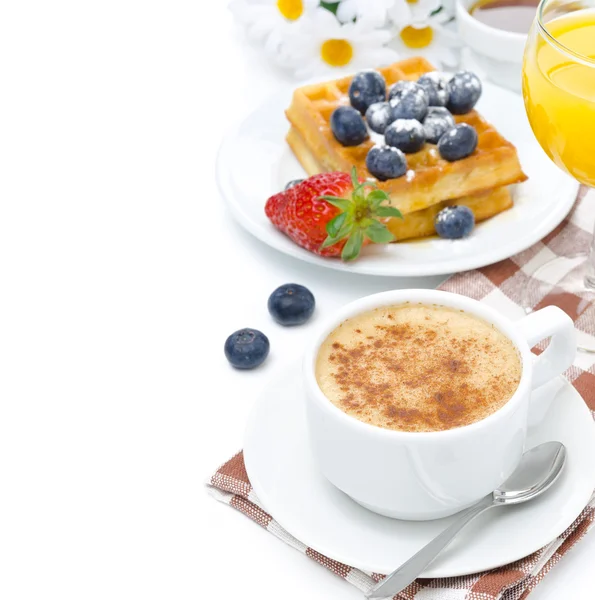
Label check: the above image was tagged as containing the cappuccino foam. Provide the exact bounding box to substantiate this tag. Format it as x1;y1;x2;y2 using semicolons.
315;304;521;432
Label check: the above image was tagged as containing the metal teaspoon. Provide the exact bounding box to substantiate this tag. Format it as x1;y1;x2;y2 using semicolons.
366;441;567;599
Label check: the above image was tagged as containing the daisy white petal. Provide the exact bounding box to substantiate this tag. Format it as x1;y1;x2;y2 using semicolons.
387;0;414;27
228;0;316;45
389;21;460;69
336;0;395;26
409;0;442;22
440;0;457;16
286;8;400;79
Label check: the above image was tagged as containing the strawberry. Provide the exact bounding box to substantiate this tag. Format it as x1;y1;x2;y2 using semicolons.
265;168;402;261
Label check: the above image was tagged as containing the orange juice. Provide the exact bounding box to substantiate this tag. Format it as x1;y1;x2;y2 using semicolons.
523;9;595;186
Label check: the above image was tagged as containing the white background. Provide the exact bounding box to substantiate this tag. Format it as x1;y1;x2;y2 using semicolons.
0;1;593;598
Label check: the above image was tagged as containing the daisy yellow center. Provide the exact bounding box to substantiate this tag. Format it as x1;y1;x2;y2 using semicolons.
406;0;419;4
276;0;304;20
320;39;354;67
400;25;434;49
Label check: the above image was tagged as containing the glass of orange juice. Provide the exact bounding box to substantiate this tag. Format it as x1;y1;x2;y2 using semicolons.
522;0;595;351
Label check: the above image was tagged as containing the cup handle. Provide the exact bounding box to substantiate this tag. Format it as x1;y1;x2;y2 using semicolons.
516;306;576;390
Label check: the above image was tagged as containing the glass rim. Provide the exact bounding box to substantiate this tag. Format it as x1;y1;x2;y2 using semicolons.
537;0;595;67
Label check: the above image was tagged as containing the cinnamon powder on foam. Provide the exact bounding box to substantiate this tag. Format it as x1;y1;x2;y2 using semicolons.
315;304;522;433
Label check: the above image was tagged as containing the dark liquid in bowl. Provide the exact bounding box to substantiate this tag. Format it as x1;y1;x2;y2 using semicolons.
469;0;539;33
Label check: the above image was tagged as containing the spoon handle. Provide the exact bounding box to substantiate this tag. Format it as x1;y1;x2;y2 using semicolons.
366;495;495;599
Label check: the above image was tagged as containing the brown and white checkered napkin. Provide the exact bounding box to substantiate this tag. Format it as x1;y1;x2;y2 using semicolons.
208;187;595;600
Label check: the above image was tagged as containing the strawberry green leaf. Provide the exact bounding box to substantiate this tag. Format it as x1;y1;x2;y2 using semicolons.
341;229;364;261
321;233;346;249
365;221;395;244
318;196;352;211
321;235;340;249
321;222;352;248
334;222;353;240
353;181;377;198
352;182;377;210
367;189;389;202
326;212;347;237
355;180;377;189
376;205;403;218
352;188;365;207
315;170;403;261
367;189;390;209
350;166;359;189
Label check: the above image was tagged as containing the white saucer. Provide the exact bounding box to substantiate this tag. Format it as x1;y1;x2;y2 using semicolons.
216;81;578;277
243;363;595;577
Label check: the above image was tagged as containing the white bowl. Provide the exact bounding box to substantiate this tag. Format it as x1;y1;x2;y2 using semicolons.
456;0;528;92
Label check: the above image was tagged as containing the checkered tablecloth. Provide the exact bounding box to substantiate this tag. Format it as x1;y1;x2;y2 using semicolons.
208;187;595;599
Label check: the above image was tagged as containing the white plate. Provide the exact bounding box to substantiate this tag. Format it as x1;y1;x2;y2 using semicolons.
216;82;579;277
243;363;595;577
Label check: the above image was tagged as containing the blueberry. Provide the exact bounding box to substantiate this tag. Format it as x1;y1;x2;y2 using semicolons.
284;179;304;190
224;328;270;369
268;283;315;326
330;106;368;146
388;80;418;102
385;119;425;154
423;107;455;144
435;206;475;239
437;123;478;161
366;145;407;181
365;102;393;134
447;71;482;115
417;72;450;107
389;84;429;122
349;70;387;115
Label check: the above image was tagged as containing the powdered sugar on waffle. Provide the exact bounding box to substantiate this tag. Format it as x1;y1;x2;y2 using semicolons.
390;119;421;134
460;73;481;95
367;128;385;145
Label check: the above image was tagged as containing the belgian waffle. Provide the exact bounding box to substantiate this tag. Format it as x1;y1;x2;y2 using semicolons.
285;57;527;216
287;124;514;238
387;187;513;241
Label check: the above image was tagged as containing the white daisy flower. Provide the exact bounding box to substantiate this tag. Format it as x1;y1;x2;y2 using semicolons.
286;8;399;80
388;0;445;27
229;0;317;45
438;0;457;17
387;0;416;27
389;16;460;68
336;0;395;26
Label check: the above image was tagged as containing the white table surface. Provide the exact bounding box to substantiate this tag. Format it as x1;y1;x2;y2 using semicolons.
1;1;593;598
